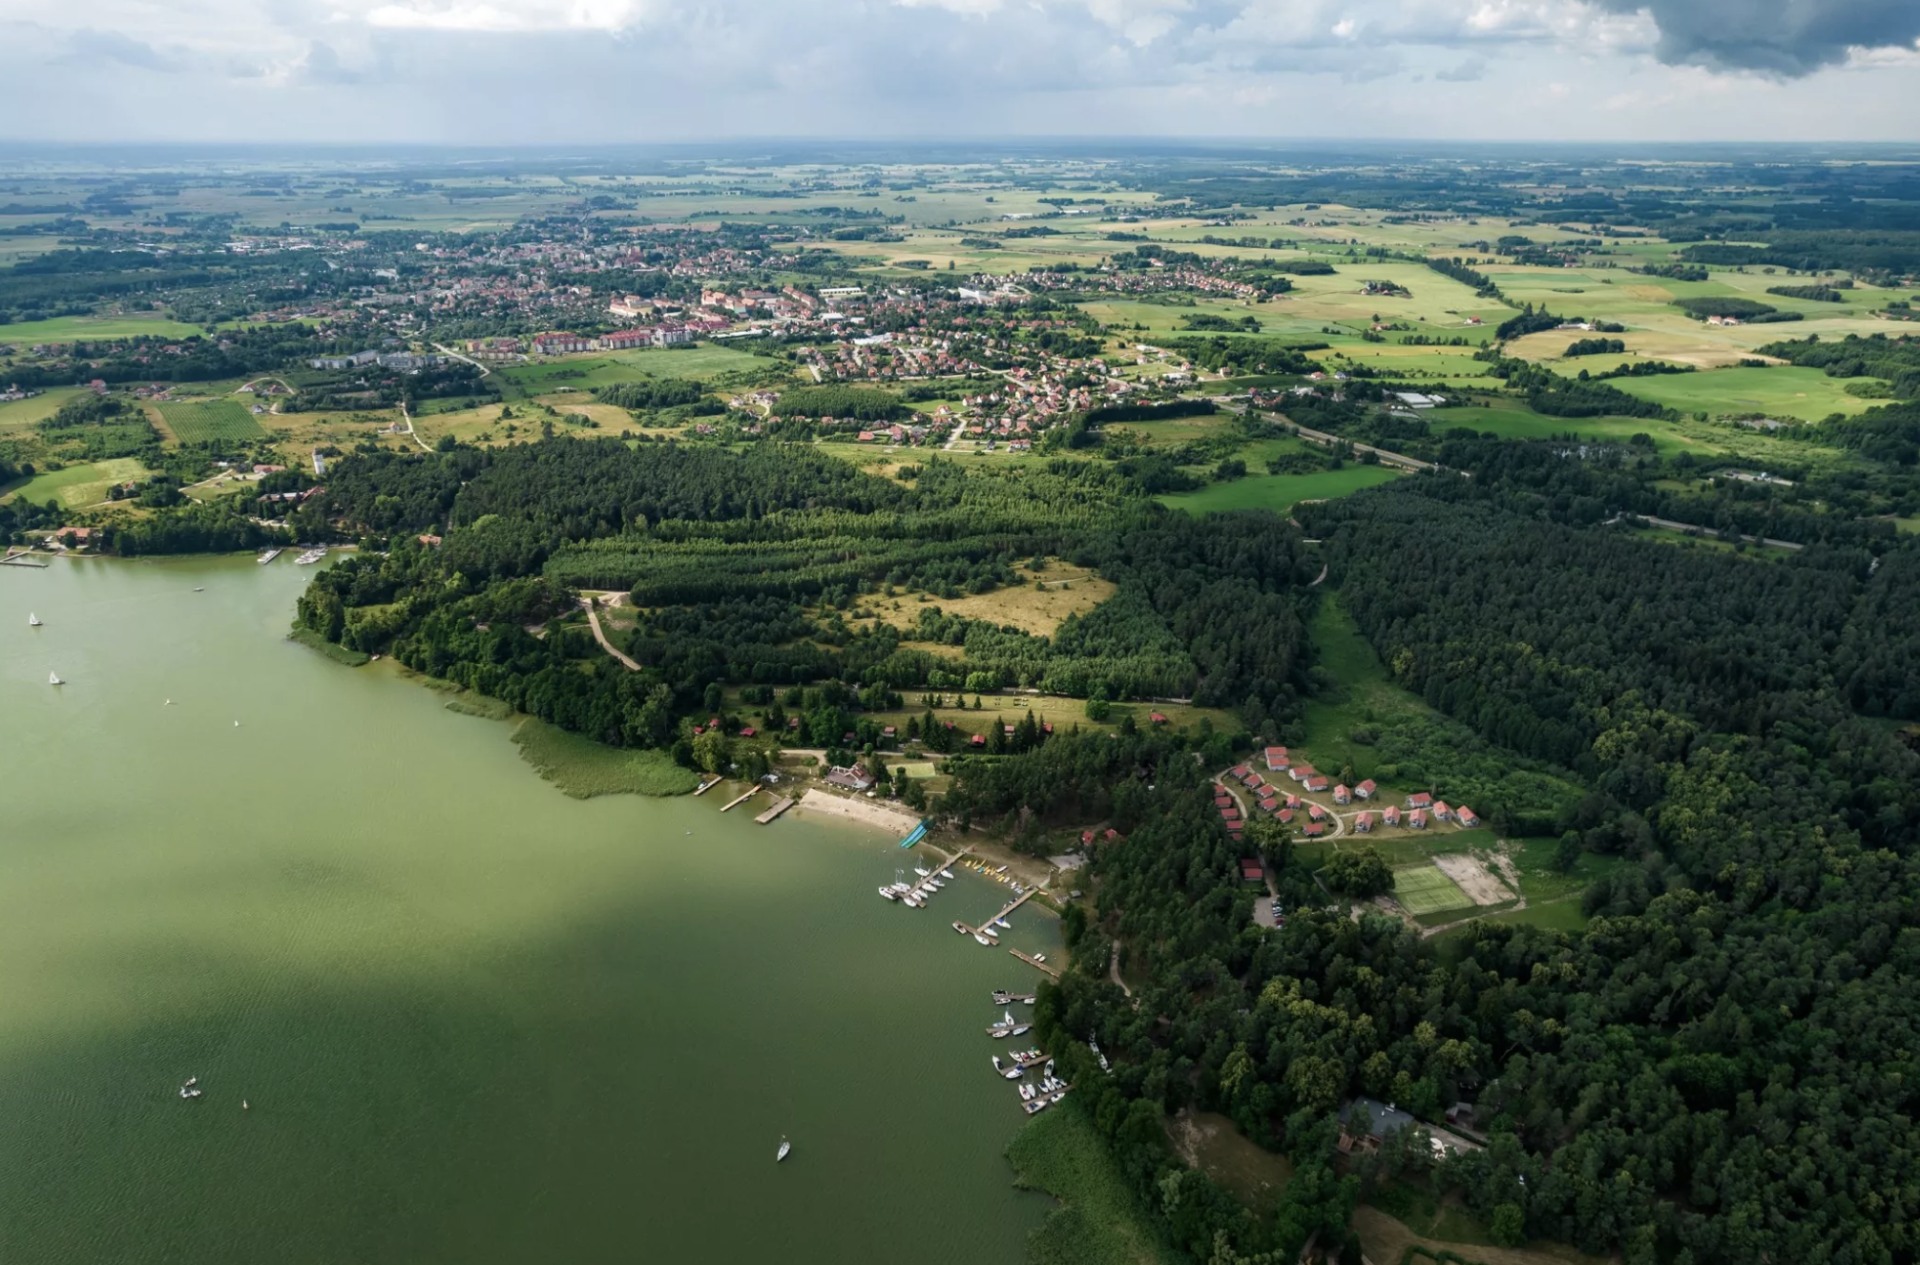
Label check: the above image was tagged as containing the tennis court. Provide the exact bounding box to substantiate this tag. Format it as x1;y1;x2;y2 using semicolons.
1392;864;1474;915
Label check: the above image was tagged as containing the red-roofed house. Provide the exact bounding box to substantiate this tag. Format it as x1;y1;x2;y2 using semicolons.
1239;859;1264;882
1406;792;1434;810
1333;784;1352;805
1300;822;1327;839
1258;795;1280;814
1304;776;1330;794
1356;779;1378;800
1383;804;1402;826
1354;811;1375;833
1081;830;1096;846
1149;712;1168;725
970;734;986;747
1456;806;1479;827
1220;805;1241;822
1105;828;1122;842
1308;803;1327;822
1285;793;1302;810
1433;801;1453;822
1277;808;1295;824
881;726;896;738
1228;765;1251;781
1290;764;1316;784
738;726;756;738
1409;809;1429;830
1264;746;1291;771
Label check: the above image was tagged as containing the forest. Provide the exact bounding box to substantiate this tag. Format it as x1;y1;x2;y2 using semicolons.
944;472;1920;1265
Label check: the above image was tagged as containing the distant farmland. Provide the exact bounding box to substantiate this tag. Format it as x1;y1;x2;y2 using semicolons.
158;399;268;444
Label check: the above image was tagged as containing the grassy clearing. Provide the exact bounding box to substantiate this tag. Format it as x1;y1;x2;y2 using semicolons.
1392;864;1475;916
288;626;371;666
1160;465;1402;515
1164;1109;1295;1213
510;718;701;798
867;564;1118;638
1008;1103;1178;1265
1430;404;1726;460
2;457;150;508
158;398;268;444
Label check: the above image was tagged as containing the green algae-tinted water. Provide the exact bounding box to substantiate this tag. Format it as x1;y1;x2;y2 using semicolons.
0;555;1058;1264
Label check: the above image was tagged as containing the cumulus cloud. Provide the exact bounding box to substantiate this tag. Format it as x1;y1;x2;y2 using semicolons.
363;0;649;31
1589;0;1920;76
1435;54;1488;81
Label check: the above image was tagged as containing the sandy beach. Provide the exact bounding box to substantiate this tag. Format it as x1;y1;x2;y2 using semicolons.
797;788;923;834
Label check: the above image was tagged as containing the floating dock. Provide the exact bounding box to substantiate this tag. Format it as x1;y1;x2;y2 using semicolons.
756;796;796;824
691;777;723;796
1010;949;1060;979
1;550;49;567
720;786;761;812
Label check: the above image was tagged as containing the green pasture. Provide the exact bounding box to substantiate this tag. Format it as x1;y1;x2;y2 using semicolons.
1;456;149;508
0;314;209;343
1605;365;1874;422
1428;405;1725;458
495;345;780;398
1159;464;1401;515
0;387;81;435
1392;864;1476;916
158;398;268;444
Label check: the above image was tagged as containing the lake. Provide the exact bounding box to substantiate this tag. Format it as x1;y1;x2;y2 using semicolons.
0;554;1059;1264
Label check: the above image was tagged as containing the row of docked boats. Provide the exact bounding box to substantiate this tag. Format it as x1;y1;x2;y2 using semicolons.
876;864;954;908
1020;1074;1072;1115
293;546;328;566
992;990;1036;1007
986;1008;1031;1039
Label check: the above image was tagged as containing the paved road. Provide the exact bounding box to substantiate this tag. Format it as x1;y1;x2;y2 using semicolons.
1612;514;1804;551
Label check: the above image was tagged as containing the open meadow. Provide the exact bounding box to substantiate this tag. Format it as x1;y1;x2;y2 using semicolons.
157;398;269;443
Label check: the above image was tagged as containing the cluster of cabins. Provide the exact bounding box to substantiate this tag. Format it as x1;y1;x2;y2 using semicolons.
1215;747;1479;842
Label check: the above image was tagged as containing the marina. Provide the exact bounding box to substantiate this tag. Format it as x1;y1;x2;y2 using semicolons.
293;547;328;565
1010;949;1060;979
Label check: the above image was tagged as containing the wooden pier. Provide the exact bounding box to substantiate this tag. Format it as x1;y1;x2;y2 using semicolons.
692;777;723;796
1010;949;1060;979
958;883;1044;939
903;845;973;900
720;786;761;812
756;795;796;824
1;550;49;568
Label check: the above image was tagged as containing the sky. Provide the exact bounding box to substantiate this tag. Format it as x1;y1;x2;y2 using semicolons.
4;0;1920;144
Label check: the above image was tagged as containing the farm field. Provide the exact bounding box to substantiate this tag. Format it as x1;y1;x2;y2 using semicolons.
1391;863;1475;916
495;346;783;399
1429;404;1727;459
1159;464;1401;515
158;398;268;443
0;314;209;343
866;562;1116;637
1604;365;1874;421
1;456;149;508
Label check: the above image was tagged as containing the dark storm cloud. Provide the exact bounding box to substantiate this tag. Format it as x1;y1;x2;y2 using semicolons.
1597;0;1920;75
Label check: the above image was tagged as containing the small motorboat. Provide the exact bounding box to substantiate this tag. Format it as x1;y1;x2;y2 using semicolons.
879;887;898;901
952;921;969;935
193;587;205;592
777;1137;792;1163
994;918;1011;930
1022;1099;1048;1115
242;1100;249;1110
992;1055;1004;1074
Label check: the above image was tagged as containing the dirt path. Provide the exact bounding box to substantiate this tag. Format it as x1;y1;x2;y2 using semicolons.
1310;561;1329;587
1108;939;1132;998
399;401;431;453
581;599;641;671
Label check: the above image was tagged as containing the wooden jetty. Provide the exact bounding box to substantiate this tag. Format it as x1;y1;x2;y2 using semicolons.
959;883;1044;939
691;777;723;796
1010;949;1060;979
756;795;796;824
1;549;50;568
903;845;973;901
720;786;761;812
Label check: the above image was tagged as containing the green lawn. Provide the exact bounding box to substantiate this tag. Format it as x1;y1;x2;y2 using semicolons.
1160;464;1401;515
1429;404;1728;459
0;314;210;343
496;345;782;398
1;457;149;508
1392;864;1475;915
159;398;268;444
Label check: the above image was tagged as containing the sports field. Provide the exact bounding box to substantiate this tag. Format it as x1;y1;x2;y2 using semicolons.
2;457;150;509
158;399;268;443
1391;864;1474;916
